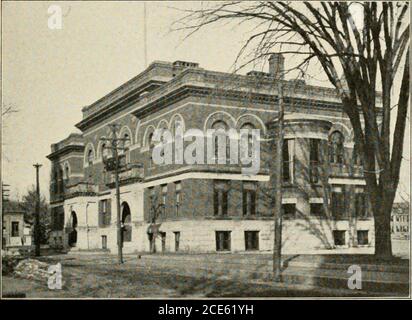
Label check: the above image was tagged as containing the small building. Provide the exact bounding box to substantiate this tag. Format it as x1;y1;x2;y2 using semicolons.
2;204;32;250
391;202;410;240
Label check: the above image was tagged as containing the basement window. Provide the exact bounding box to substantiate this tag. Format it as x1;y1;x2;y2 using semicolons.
333;230;346;246
245;231;259;251
310;203;325;217
216;231;231;251
282;204;296;220
357;230;369;245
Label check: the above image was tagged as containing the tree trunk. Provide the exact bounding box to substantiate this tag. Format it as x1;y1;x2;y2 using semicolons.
373;187;395;260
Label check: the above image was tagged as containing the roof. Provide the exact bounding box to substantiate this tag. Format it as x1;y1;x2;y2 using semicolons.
2;200;26;213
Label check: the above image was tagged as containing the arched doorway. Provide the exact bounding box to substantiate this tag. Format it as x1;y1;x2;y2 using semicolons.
68;211;78;247
121;202;132;243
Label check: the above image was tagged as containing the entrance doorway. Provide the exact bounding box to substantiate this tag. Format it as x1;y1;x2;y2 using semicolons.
121;202;132;243
161;232;166;252
68;211;78;247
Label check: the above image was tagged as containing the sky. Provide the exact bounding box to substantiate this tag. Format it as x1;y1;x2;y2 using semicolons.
1;1;410;202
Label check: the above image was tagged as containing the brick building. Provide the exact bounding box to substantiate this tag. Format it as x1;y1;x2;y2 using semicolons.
47;54;377;254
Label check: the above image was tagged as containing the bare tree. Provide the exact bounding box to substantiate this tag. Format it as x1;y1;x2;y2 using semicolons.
2;102;19;118
174;1;410;259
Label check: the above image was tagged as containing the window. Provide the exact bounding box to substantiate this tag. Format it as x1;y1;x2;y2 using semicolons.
245;231;259;251
161;184;167;216
283;204;296;219
101;142;111;160
52;170;59;193
309;139;321;183
161;232;166;252
329;131;345;164
333;230;346;246
148;187;155;222
242;182;256;216
57;167;64;193
101;236;107;250
214;181;228;216
119;132;131;163
282;140;291;182
240;123;255;158
87;149;94;166
331;192;346;220
216;231;231;251
357;230;369;245
148;132;155;167
174;232;180;252
51;206;64;231
171;117;184;136
11;222;19;237
175;181;181;216
355;193;368;219
64;165;70;180
212;121;229;162
310;203;325;217
99;199;111;227
123;133;130;150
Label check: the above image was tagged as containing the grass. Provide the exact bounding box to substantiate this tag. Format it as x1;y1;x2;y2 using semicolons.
2;252;408;298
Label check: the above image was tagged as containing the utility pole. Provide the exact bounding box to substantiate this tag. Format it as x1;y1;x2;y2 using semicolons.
33;163;42;257
272;83;284;281
101;124;130;264
2;183;10;250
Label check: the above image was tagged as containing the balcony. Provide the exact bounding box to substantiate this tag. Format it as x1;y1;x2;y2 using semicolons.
329;163;364;178
307;161;364;184
105;163;144;187
64;182;98;199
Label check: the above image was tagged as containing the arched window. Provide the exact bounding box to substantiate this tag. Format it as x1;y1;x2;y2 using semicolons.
170;114;185;137
212;120;229;160
240;123;255;158
148;132;154;148
329;131;345;164
58;167;64;193
53;169;59;193
118;133;130;153
87;149;94;166
144;126;156;148
148;132;155;167
123;133;130;149
101;142;110;159
64;164;70;180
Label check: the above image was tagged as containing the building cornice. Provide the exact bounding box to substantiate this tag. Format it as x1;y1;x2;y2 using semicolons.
75;66;383;132
47;145;85;160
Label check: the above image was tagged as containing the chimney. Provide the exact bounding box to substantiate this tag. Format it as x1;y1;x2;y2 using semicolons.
268;53;285;80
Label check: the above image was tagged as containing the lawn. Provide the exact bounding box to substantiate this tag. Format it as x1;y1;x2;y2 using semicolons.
3;253;405;298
